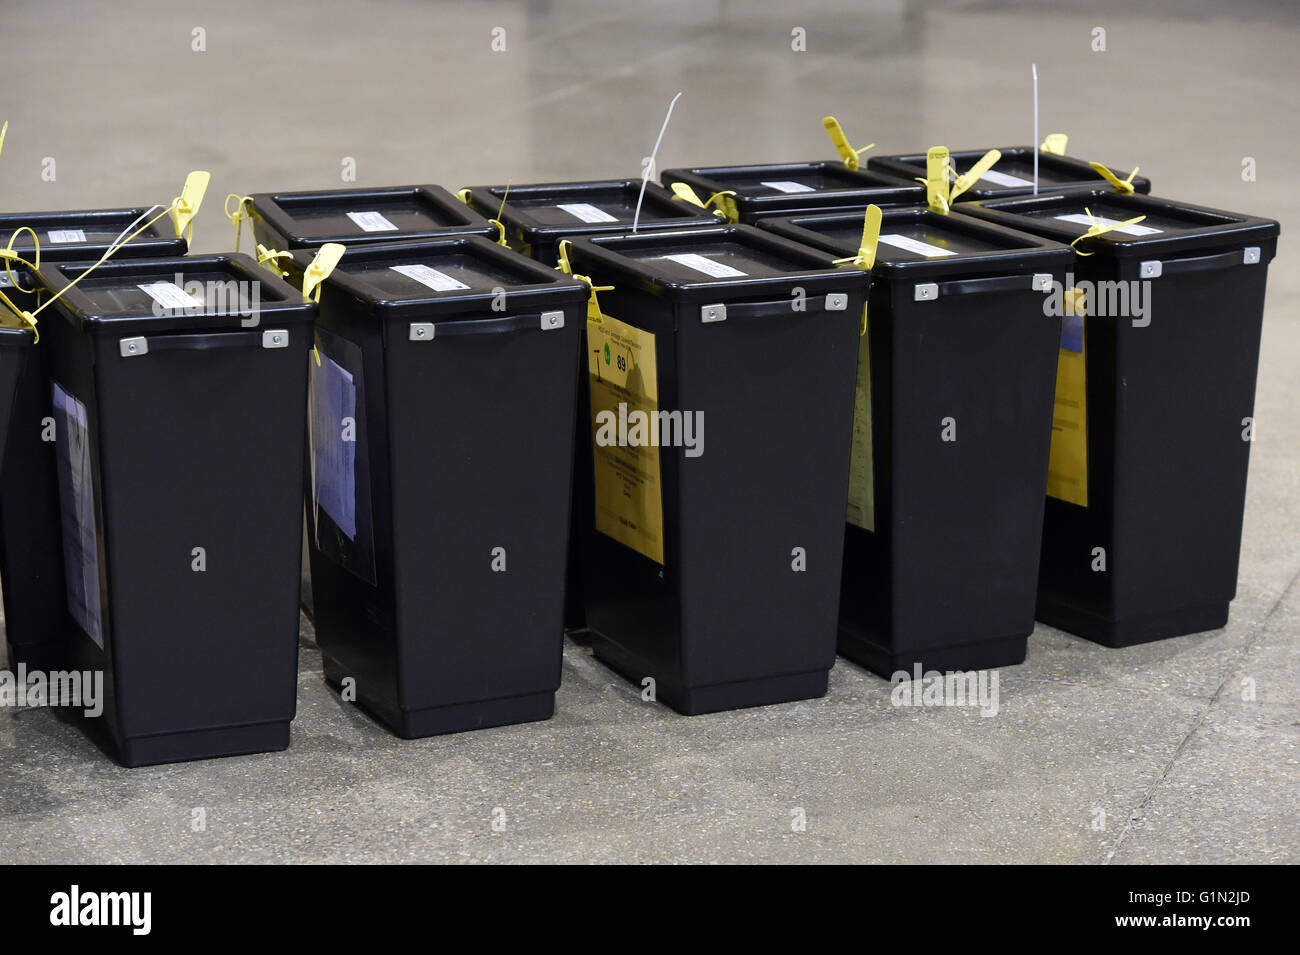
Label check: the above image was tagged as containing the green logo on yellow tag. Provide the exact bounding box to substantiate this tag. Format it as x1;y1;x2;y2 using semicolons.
604;342;611;365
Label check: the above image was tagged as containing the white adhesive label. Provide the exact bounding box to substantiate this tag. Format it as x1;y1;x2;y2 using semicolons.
138;281;204;310
52;382;103;648
48;229;87;244
760;180;816;194
877;234;958;258
977;169;1034;188
390;263;470;292
346;210;399;233
661;253;748;278
556;202;619;224
1054;213;1162;236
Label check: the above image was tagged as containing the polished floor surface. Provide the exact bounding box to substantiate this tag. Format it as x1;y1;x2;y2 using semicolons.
0;0;1295;863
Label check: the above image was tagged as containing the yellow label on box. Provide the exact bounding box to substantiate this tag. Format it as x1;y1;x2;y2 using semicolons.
587;312;665;564
845;327;875;532
1046;312;1088;506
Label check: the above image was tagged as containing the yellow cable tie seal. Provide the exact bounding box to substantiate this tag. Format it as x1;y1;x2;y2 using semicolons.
225;194;254;253
923;147;1001;213
832;203;881;271
256;243;294;278
708;191;739;223
0;228;43;341
822;116;873;171
950;148;1001;204
556;239;575;275
923;146;951;214
0;121;7;165
1041;133;1068;156
577;275;613;326
302;243;345;303
668;183;734;221
1089;161;1139;195
670;182;707;208
831;204;881;337
456;188;473;206
489;182;512;246
1068;207;1148;256
170;171;211;245
2;225;40;286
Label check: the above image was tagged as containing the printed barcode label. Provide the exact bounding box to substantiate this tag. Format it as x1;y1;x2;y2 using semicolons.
877;234;958;258
48;229;87;243
346;211;399;233
760;180;816;194
1054;213;1161;236
661;253;748;278
138;281;204;310
390;263;470;292
556;202;619;223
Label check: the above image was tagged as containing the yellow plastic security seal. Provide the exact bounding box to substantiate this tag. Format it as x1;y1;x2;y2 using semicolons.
301;243;345;303
822;116;874;171
1089;162;1140;195
256;244;294;278
832;203;882;271
1069;207;1149;255
171;171;211;245
668;183;735;222
922;147;1001;214
225;194;255;252
831;204;881;336
1041;133;1068;156
556;240;612;325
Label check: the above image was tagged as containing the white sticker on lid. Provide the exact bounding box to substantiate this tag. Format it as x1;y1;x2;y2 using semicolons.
48;229;87;244
977;169;1035;188
390;263;470;292
877;234;958;258
760;180;816;194
138;281;205;310
1054;213;1161;236
661;253;748;278
556;202;619;224
346;210;399;233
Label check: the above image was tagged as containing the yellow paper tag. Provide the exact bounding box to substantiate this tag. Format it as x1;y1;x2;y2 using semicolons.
1046;294;1087;507
1041;133;1068;156
587;312;664;564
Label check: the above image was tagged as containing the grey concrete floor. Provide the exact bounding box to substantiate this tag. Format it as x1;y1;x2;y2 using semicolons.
0;0;1296;863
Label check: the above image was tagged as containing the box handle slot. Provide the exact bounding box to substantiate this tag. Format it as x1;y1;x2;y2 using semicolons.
118;329;286;357
915;273;1053;301
700;293;850;323
1139;247;1263;279
409;310;566;342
